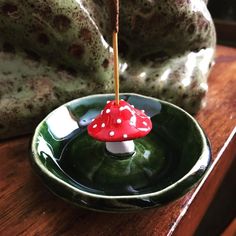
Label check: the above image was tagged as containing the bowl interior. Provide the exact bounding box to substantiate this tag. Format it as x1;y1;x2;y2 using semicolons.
32;94;205;196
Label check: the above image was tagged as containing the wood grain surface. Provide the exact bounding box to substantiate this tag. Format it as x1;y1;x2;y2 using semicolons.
0;45;236;236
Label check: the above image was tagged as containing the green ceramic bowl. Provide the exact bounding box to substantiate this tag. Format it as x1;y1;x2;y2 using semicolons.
30;93;211;212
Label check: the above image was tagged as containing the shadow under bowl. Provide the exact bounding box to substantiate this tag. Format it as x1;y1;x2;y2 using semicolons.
30;93;211;212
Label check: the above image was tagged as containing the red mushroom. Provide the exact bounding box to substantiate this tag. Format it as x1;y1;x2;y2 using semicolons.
87;100;152;155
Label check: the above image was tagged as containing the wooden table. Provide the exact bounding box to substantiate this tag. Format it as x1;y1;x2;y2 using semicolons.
0;45;236;236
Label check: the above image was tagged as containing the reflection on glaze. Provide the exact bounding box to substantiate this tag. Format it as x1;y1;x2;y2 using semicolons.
78;109;100;126
190;0;212;21
126;95;162;118
120;62;128;73
36;135;54;159
198;48;215;75
46;106;79;139
143;150;151;159
160;68;171;82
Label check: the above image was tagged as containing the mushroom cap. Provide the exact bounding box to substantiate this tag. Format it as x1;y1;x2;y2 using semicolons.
87;100;152;142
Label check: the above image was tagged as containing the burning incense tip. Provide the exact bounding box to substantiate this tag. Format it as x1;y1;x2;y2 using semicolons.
113;0;120;105
114;0;119;32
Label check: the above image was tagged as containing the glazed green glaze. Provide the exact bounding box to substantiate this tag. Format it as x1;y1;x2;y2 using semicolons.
31;94;211;212
0;0;216;138
59;132;168;195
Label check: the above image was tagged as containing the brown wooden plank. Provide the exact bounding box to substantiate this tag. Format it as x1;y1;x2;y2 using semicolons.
0;45;236;236
222;218;236;236
173;128;236;236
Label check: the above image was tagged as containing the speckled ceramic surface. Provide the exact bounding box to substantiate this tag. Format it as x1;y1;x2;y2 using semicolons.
0;0;216;139
30;94;211;212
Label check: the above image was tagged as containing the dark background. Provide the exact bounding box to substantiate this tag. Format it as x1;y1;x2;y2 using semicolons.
208;0;236;46
208;0;236;21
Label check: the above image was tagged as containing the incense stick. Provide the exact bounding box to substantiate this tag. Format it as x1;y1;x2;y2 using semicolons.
113;32;119;105
113;0;119;105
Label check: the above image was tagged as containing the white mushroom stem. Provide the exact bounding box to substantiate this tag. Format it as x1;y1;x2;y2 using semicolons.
106;140;135;155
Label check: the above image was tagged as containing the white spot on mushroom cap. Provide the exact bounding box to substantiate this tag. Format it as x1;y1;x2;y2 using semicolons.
117;118;122;124
106;109;111;114
138;127;150;132
106;100;110;104
143;121;148;126
101;110;103;114
119;105;134;114
93;124;97;128
130;115;136;126
141;110;145;113
101;123;105;128
123;134;128;138
131;105;134;108
109;131;115;136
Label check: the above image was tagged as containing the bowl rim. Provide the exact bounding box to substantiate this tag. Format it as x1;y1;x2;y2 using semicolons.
31;93;211;199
